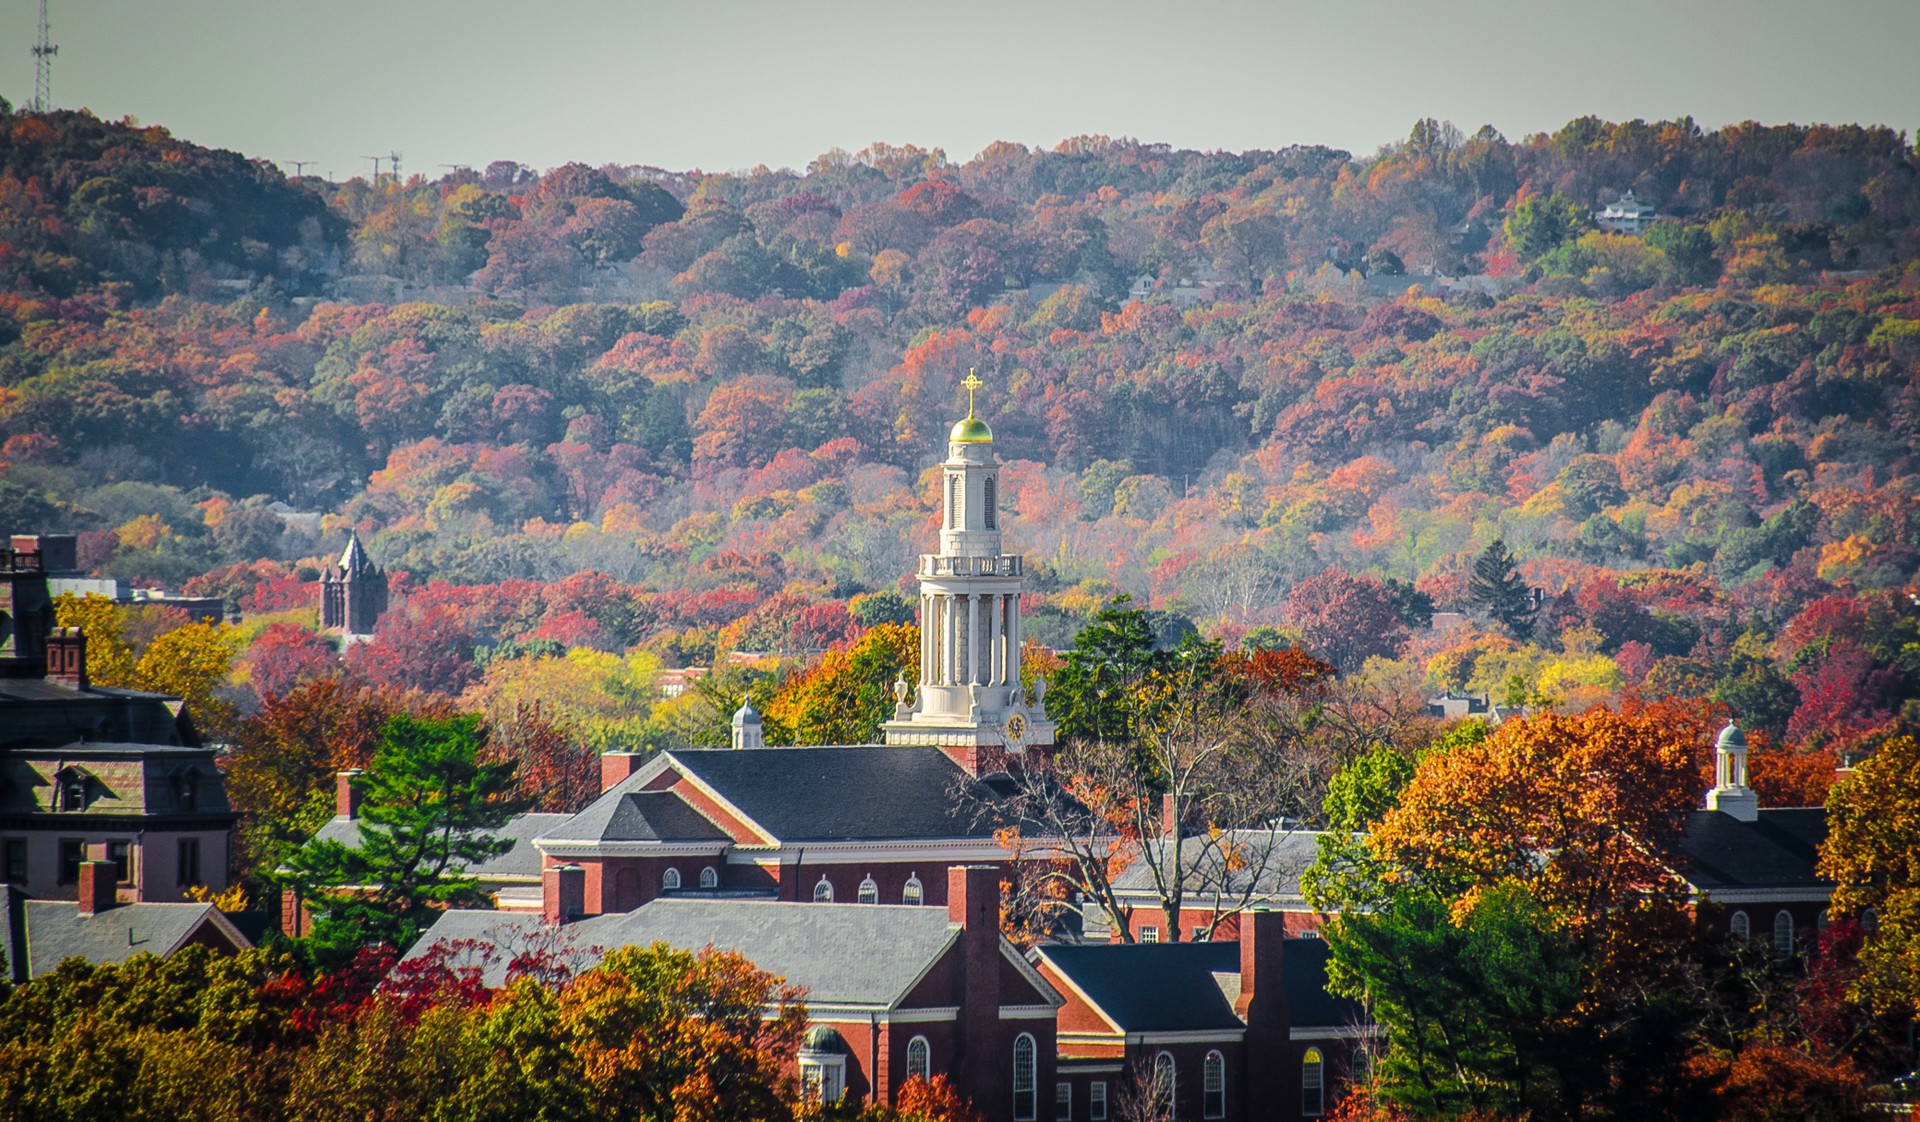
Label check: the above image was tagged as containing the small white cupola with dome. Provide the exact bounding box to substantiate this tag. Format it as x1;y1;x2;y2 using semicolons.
1706;720;1759;822
732;700;765;750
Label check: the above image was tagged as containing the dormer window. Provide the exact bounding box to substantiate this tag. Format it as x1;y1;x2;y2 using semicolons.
699;866;719;889
903;873;924;906
56;768;90;812
176;771;199;812
857;875;879;904
662;867;682;891
813;876;834;903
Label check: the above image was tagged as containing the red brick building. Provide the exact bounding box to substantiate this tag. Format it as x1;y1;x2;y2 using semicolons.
409;865;1063;1122
1035;911;1373;1122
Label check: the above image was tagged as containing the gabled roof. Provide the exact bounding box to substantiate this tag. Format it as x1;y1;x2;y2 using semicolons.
315;811;576;878
19;899;250;978
1677;808;1830;891
1035;936;1362;1033
538;791;732;845
408;898;977;1008
661;746;1007;842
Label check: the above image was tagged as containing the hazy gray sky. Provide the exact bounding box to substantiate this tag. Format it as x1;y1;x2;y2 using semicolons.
2;0;1914;180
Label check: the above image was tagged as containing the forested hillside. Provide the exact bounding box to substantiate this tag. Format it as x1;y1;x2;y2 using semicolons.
2;103;1916;776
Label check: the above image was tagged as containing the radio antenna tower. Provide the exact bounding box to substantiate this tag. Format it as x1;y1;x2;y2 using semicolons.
30;0;58;113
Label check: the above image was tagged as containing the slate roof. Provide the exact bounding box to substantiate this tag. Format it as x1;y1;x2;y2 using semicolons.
313;812;575;878
538;791;732;845
664;747;1007;842
1037;936;1362;1033
1041;941;1244;1031
407;897;967;1006
18;899;249;978
1677;808;1830;891
1109;830;1322;902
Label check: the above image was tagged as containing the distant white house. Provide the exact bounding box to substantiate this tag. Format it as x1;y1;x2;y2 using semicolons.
1596;190;1658;235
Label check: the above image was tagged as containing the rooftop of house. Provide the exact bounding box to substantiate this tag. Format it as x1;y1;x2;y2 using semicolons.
569;746;1012;844
0;678;199;751
1677;807;1830;891
1036;935;1361;1034
1;889;251;981
535;791;733;845
1107;830;1324;902
315;811;575;879
407;897;1046;1010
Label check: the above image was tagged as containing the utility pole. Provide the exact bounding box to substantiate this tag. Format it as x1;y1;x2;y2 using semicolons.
30;0;58;113
362;155;384;181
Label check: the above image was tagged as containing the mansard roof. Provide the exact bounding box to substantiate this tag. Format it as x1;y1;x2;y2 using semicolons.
665;746;1008;842
409;897;984;1008
1677;807;1830;891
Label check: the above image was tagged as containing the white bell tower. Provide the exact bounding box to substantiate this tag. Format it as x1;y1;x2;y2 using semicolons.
883;373;1054;769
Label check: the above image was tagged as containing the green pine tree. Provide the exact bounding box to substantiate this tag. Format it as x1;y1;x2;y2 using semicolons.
1468;539;1537;639
278;714;527;958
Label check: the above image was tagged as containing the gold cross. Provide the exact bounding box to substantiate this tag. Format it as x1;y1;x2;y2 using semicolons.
961;370;983;417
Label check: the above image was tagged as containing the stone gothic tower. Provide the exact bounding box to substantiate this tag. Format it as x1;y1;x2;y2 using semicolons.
883;377;1054;771
320;531;388;640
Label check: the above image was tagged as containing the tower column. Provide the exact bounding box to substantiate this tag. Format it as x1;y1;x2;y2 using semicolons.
989;593;1004;685
967;595;980;685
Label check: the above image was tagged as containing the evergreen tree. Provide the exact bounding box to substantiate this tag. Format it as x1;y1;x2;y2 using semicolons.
278;714;527;957
1469;539;1537;639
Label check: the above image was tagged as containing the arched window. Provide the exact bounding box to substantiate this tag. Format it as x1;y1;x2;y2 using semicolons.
903;874;924;905
1152;1052;1175;1118
1774;910;1795;956
858;875;879;904
1863;907;1881;934
1353;1047;1373;1086
1013;1034;1037;1121
813;876;834;903
1302;1047;1324;1117
907;1036;931;1082
699;866;719;889
984;476;997;530
661;867;681;891
1730;910;1750;939
1203;1050;1225;1119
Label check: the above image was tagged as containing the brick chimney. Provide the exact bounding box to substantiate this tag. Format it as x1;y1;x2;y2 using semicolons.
601;752;644;792
77;859;118;915
949;865;1003;1095
46;626;88;688
1161;792;1179;838
336;769;364;818
1236;908;1289;1109
543;864;585;925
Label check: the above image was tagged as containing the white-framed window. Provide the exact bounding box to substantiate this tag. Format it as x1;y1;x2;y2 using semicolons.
1013;1033;1037;1122
1152;1052;1175;1117
800;1057;845;1104
662;867;681;891
1774;909;1795;956
813;876;834;903
1140;925;1160;943
858;875;879;904
699;866;719;888
1056;1081;1071;1121
1203;1050;1225;1119
1353;1047;1373;1086
1730;910;1750;939
904;874;924;905
1192;926;1209;942
1090;1080;1108;1122
1302;1047;1324;1117
907;1036;931;1082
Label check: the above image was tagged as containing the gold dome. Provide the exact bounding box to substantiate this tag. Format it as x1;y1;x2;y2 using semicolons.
950;415;994;443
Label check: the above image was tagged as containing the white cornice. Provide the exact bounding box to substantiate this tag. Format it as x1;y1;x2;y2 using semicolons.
533;840;730;858
888;1006;961;1023
1691;885;1834;904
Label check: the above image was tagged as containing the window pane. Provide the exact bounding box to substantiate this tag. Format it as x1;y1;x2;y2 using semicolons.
1090;1082;1107;1122
57;840;82;884
177;838;202;887
3;839;25;884
1302;1049;1324;1117
1014;1034;1036;1122
1057;1082;1071;1121
107;841;131;883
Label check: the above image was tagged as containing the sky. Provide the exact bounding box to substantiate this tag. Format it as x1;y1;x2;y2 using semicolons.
1;0;1915;181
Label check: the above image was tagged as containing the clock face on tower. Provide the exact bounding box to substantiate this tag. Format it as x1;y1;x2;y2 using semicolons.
1005;712;1027;747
